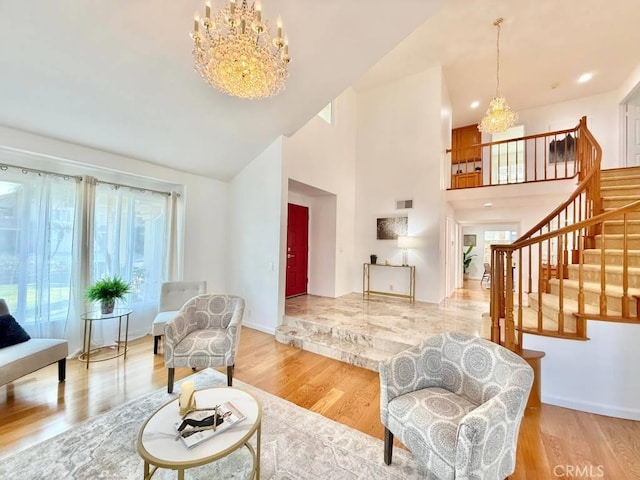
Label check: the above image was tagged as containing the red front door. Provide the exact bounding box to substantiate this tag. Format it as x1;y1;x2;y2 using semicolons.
286;203;309;298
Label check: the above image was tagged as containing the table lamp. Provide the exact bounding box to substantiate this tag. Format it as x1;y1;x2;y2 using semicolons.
397;236;419;266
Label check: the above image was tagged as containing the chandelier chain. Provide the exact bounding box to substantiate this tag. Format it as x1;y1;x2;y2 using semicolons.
477;17;517;134
495;19;501;97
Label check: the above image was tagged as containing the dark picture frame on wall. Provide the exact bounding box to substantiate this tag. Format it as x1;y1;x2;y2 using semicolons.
463;234;477;247
376;217;408;240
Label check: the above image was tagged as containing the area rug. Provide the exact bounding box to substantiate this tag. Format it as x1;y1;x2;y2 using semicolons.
0;369;428;479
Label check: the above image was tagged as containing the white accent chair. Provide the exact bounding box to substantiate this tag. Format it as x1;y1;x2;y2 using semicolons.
152;281;206;354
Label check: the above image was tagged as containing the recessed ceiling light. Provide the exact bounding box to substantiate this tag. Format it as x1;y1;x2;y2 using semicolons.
484;202;493;208
578;73;593;83
470;101;480;109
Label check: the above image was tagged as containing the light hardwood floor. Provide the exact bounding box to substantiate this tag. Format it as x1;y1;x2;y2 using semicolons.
1;296;639;479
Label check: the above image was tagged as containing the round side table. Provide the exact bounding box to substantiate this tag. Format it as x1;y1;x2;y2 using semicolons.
79;308;132;368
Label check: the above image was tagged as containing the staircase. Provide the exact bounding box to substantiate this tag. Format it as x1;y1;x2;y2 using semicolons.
522;166;640;339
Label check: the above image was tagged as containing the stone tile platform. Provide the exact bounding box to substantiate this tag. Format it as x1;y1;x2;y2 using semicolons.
276;291;491;371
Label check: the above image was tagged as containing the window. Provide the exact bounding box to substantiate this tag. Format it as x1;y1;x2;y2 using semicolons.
317;102;333;124
491;125;525;184
0;174;77;338
93;185;167;314
0;159;179;354
483;230;518;263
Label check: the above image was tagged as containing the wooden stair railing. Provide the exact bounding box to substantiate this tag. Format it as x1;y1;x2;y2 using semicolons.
488;117;640;352
448;120;582;189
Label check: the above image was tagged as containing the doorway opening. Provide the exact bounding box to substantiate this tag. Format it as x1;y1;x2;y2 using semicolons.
286;180;337;300
286;203;309;298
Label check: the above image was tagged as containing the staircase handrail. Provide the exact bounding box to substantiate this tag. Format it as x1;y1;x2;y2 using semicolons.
490;116;608;351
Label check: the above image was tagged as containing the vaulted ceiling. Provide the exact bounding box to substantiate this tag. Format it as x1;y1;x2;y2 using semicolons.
357;0;640;128
1;0;639;181
0;0;443;180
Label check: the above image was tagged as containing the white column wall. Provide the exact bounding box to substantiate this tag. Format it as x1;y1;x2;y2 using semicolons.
229;138;285;334
355;67;445;303
283;89;358;298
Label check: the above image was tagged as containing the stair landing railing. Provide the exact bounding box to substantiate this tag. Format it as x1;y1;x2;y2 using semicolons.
448;120;582;189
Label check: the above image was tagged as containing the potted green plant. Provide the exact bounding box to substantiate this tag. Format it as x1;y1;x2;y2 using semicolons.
463;246;476;277
86;275;132;314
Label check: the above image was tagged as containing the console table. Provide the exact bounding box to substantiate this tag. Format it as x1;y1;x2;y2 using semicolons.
362;263;416;302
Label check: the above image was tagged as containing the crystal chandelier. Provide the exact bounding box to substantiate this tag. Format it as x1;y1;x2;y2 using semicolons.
191;0;291;99
478;18;517;134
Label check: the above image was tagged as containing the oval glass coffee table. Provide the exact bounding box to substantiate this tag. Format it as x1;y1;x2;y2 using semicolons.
137;386;262;480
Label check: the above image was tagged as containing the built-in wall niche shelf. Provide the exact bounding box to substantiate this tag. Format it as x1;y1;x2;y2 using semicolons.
450;124;483;189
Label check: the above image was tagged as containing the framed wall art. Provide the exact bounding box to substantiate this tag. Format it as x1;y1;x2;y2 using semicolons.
376;217;408;240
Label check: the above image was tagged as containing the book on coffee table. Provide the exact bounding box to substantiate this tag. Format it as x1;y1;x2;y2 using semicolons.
174;401;246;449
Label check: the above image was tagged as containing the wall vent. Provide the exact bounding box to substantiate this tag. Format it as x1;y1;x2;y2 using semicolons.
396;199;413;209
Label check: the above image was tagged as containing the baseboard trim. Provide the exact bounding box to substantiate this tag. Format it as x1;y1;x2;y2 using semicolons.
243;321;275;335
542;394;640;421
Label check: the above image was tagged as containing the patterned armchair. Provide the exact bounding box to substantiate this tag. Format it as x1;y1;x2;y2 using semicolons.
379;332;533;480
165;294;245;393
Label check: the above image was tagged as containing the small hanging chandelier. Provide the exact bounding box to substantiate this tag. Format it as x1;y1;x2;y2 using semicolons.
478;18;517;134
191;0;291;99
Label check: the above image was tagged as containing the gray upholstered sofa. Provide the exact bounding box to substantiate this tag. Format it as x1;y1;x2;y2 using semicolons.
0;299;68;386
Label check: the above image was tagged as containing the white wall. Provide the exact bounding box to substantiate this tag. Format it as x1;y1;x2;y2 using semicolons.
283;89;358;298
355;67;445;303
230;138;285;334
440;79;456;298
524;322;640;420
617;63;640;103
501;90;621;168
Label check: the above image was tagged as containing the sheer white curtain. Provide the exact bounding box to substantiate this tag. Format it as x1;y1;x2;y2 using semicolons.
92;184;168;339
0;168;79;341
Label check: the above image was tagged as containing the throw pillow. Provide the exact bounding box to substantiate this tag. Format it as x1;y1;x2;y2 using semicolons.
0;314;31;348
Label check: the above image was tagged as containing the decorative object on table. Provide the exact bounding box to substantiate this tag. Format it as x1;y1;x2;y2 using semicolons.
174;400;247;449
463;245;476;275
478;18;518;134
397;236;419;266
179;381;197;416
376;217;408;240
191;0;291;99
370;254;378;264
85;275;132;314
